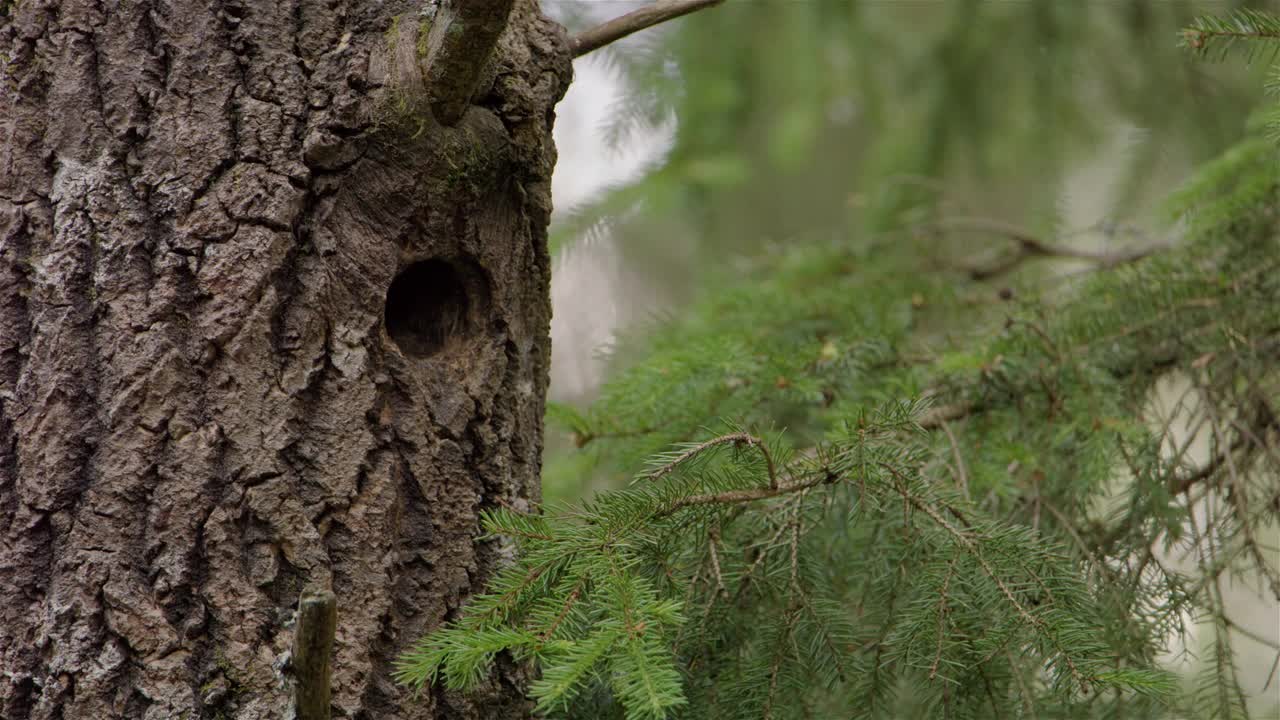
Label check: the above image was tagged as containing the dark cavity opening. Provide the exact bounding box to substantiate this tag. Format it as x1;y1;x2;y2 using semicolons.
385;259;471;358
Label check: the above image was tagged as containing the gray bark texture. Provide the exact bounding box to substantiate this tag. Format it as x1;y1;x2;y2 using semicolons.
0;1;572;718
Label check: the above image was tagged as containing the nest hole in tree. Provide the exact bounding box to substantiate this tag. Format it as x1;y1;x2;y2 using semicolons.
384;258;476;358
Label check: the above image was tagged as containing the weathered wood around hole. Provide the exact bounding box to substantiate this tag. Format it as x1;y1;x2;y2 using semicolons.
294;588;337;720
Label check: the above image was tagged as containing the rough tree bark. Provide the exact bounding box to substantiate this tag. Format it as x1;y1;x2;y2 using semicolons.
0;0;571;718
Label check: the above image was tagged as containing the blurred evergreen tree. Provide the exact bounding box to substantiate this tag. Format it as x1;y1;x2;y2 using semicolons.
552;1;1264;272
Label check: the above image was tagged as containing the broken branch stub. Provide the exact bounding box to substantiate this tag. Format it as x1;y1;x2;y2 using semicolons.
423;0;516;126
294;589;337;720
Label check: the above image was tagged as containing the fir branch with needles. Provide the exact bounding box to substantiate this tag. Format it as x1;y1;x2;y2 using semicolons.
399;404;1185;718
1182;8;1280;61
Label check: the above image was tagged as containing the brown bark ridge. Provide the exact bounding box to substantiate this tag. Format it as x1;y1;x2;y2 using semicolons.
0;1;572;718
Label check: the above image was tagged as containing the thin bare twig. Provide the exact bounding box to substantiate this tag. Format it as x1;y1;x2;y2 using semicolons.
1039;499;1111;581
788;492;807;593
762;612;792;720
1171;445;1236;495
797;594;854;681
707;527;727;597
919;402;975;430
1223;615;1280;651
1264;649;1280;693
733;520;793;602
1007;317;1062;363
927;217;1169;280
1228;414;1280;477
939;419;969;499
930;560;958;681
1205;397;1280;601
571;422;665;448
571;0;725;58
657;476;826;516
765;493;810;720
1006;649;1036;717
1198;502;1255;720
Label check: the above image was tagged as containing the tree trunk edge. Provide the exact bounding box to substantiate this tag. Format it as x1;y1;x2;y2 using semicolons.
0;1;572;718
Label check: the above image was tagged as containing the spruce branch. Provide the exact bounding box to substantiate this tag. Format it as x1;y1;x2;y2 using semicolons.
539;582;584;641
645;431;780;489
878;462;1089;692
470;558;556;627
1182;9;1280;59
570;0;725;58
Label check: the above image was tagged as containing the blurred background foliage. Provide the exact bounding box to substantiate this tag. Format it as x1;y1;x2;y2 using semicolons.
543;0;1272;498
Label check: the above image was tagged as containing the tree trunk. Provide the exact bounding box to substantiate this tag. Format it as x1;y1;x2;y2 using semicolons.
0;1;571;718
